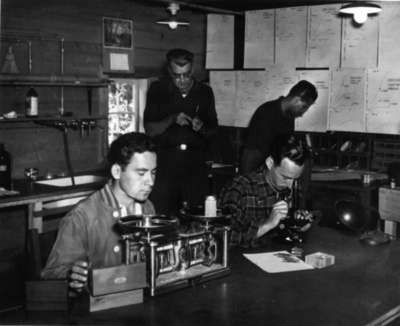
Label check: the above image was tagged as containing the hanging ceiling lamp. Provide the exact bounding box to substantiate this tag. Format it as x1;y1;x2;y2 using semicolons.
156;2;190;30
339;2;382;25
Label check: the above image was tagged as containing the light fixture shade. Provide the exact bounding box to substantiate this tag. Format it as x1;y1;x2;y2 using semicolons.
339;2;382;24
156;2;190;30
156;18;190;30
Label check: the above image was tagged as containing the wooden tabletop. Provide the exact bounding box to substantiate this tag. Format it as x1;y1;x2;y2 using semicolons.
3;225;400;325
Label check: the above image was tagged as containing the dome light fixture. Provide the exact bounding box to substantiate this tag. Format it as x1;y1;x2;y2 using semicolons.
339;2;382;25
156;2;190;30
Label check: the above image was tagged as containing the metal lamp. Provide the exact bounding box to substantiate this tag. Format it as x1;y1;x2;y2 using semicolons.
156;2;190;30
339;2;382;24
334;200;390;246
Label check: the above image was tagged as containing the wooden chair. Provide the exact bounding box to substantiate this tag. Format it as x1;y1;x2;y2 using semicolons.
25;194;90;311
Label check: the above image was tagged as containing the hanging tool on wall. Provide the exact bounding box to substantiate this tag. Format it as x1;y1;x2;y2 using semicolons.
59;38;65;116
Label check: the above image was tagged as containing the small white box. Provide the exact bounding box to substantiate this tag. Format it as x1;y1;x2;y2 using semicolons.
305;252;335;269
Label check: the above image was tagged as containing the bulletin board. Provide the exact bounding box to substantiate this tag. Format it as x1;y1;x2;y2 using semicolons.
210;66;299;128
208;3;400;135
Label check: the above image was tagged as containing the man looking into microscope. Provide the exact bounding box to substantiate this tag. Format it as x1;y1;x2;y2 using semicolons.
41;132;157;292
220;134;313;248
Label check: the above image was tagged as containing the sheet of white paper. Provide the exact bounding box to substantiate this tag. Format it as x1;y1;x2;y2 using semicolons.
379;4;400;69
209;70;237;127
366;69;400;135
295;69;330;132
275;7;307;67
206;14;234;69
244;251;314;273
306;4;341;68
235;70;269;127
341;14;378;68
110;53;129;71
244;9;275;68
329;68;366;132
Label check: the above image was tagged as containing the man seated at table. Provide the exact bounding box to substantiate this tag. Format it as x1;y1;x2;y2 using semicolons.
219;134;313;248
41;132;157;292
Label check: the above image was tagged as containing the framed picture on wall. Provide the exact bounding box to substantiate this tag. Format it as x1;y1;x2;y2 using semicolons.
102;17;134;73
103;17;133;49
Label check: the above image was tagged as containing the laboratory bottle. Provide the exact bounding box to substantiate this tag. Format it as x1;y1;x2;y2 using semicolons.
205;195;217;217
26;87;39;117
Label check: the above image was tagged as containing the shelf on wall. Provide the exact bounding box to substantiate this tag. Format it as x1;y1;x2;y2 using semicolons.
0;115;108;123
0;74;110;87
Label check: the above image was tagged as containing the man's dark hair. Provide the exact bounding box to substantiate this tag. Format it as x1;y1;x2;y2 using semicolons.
288;80;318;103
270;134;309;166
107;132;156;170
166;48;194;66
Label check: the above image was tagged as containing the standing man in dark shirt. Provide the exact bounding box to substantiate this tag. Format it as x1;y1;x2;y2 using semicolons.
144;48;218;215
240;80;318;175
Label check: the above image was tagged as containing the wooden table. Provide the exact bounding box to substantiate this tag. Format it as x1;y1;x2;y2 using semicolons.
2;225;400;325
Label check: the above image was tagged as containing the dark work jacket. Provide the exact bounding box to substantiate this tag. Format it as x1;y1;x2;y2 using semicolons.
144;77;218;150
245;97;294;158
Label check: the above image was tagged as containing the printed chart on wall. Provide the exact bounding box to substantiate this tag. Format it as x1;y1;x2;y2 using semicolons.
329;69;366;132
209;71;237;127
236;71;269;127
275;7;307;67
379;4;400;69
264;65;299;101
206;14;234;69
295;70;330;132
210;67;298;127
366;69;400;134
306;4;341;68
341;15;378;68
244;9;275;68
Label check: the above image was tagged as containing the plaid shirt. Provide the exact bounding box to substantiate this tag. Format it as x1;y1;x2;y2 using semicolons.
219;166;287;248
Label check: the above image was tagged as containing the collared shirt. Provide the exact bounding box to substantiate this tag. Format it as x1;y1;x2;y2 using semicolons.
219;166;286;248
144;77;218;150
41;182;155;279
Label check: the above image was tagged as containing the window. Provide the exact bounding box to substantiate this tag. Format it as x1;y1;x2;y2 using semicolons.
107;78;153;144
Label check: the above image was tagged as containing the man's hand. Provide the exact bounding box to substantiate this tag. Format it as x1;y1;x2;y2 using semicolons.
176;112;192;126
294;209;314;232
257;200;289;238
269;200;289;229
68;260;89;292
192;116;204;132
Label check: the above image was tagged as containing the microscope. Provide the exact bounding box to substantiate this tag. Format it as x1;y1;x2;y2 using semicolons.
276;180;313;244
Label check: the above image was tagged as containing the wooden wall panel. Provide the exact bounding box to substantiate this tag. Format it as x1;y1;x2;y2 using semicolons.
0;0;207;309
0;0;207;178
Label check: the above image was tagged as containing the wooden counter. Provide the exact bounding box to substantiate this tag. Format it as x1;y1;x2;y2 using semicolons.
0;177;105;232
0;179;104;209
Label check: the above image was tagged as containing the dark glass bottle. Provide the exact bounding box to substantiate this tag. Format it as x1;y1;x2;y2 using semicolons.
0;143;11;189
25;87;39;117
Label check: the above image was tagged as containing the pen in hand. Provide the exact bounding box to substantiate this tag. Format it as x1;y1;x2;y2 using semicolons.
192;105;203;132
